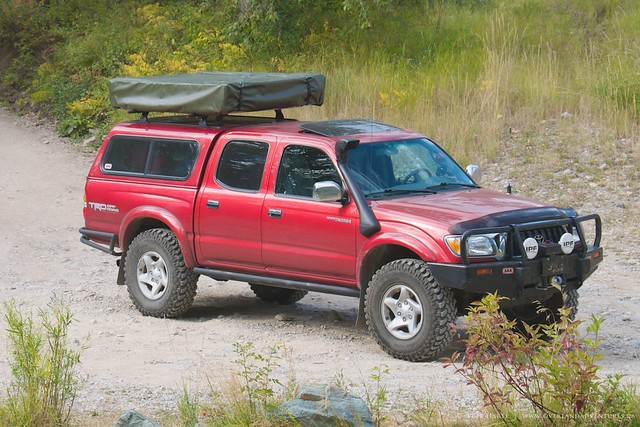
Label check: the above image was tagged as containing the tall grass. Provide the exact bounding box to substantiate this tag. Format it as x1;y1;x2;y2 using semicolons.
292;3;639;164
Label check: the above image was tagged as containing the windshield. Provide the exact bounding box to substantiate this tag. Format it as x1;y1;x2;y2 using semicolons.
347;138;476;197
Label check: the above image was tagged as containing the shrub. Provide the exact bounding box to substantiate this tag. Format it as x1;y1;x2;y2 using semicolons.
184;341;294;426
0;300;86;427
446;293;639;426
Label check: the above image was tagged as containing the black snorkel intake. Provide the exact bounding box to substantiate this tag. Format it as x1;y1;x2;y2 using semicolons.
336;138;381;237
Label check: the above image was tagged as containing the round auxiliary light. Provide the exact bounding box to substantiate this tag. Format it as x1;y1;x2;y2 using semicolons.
523;237;539;260
559;232;575;254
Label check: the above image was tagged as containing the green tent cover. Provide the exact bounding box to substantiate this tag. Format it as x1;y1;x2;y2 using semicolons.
108;72;326;116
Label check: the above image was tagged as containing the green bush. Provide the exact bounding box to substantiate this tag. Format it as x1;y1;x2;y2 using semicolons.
0;300;86;427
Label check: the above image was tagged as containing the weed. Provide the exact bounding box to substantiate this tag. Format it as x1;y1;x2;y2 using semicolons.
362;365;389;426
176;386;200;427
232;341;284;414
0;299;86;427
446;293;639;426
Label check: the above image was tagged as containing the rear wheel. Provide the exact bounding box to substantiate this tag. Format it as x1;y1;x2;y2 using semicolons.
125;229;198;318
365;259;456;362
249;284;307;305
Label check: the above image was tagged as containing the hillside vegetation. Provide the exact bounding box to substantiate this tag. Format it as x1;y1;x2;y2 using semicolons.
0;0;639;163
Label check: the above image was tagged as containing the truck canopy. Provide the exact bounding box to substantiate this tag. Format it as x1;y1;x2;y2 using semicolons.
108;72;325;116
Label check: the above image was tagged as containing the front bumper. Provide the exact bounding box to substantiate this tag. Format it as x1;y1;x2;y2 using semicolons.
428;246;602;299
427;213;603;299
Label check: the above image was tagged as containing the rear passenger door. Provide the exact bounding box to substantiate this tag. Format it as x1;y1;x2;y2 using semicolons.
195;135;273;269
261;143;358;285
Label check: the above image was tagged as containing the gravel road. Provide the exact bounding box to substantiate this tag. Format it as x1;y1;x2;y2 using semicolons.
0;108;638;420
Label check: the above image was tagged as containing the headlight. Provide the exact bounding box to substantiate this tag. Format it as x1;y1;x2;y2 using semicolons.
445;233;507;259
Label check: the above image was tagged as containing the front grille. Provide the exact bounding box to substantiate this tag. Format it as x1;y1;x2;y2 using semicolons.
512;225;568;257
520;226;566;243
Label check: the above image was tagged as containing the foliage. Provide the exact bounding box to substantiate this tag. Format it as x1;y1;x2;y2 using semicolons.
362;364;390;426
184;341;294;426
176;386;200;427
0;300;86;427
1;0;639;162
445;293;639;426
231;341;285;414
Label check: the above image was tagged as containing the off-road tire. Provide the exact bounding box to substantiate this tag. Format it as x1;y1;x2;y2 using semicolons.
250;284;308;305
506;288;579;332
365;259;456;362
125;228;198;318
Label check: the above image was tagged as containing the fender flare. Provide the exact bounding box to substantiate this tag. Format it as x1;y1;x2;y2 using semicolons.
118;206;196;268
357;231;442;285
353;230;445;329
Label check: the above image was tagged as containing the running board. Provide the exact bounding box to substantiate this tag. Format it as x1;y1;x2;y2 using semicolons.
193;268;360;298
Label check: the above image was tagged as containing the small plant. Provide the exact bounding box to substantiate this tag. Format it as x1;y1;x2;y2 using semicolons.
446;292;639;426
232;341;285;415
176;386;200;427
362;365;390;426
0;299;86;427
192;341;294;426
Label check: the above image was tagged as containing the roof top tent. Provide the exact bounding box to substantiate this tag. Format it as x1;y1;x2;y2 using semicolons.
108;71;326;121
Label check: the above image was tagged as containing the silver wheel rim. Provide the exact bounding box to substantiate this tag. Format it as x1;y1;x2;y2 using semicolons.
381;284;423;339
136;251;168;300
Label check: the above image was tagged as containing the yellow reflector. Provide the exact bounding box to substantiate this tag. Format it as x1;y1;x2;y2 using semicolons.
476;268;493;276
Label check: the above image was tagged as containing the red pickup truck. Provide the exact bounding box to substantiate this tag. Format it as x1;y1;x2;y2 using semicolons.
80;72;603;361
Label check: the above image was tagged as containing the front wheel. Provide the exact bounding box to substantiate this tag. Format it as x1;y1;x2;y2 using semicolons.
365;259;456;362
124;228;199;318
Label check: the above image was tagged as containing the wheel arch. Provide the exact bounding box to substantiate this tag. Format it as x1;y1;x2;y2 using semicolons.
116;207;196;285
355;236;438;328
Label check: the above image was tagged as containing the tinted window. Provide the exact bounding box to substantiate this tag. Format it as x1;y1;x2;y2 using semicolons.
102;136;198;179
103;137;150;174
348;138;473;195
275;145;341;198
216;140;269;191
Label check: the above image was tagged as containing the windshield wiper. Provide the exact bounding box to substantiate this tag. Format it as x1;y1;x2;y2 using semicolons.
365;188;437;198
425;182;480;191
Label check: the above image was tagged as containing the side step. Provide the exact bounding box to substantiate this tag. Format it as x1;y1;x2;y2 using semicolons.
193;267;360;298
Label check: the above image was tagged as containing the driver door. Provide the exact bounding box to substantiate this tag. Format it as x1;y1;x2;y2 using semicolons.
261;143;358;284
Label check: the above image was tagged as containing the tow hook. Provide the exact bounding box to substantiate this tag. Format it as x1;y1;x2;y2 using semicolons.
536;275;563;290
549;275;563;286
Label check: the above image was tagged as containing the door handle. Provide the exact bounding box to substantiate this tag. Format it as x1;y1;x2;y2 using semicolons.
206;200;220;209
268;208;282;218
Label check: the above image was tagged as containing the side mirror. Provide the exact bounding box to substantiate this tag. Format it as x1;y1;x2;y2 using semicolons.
313;181;344;203
465;164;481;183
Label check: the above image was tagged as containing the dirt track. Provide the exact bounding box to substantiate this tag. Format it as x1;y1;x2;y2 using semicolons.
0;108;639;418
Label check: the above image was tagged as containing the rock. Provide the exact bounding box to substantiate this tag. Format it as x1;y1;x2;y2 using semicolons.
326;309;343;322
275;313;294;322
113;409;160;427
275;385;373;427
83;135;97;146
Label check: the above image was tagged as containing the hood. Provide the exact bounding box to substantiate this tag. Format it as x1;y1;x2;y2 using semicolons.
371;188;567;235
